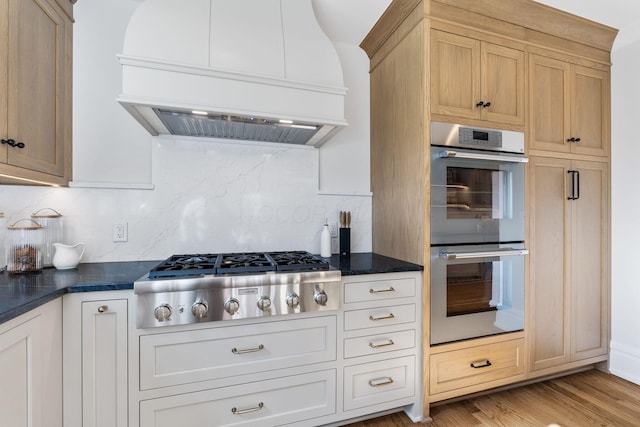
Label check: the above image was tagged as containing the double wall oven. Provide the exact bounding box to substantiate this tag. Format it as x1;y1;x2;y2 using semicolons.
430;122;528;345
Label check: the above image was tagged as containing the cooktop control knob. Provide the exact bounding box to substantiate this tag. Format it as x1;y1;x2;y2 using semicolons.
191;301;208;320
154;303;173;322
286;293;301;309
224;298;240;315
257;296;272;311
314;291;328;306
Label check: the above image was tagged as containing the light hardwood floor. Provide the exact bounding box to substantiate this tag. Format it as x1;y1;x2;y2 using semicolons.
345;370;640;426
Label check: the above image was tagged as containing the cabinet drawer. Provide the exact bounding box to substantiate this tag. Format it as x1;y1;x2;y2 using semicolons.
344;304;415;331
344;277;416;304
139;316;336;390
430;338;524;395
140;370;336;427
344;356;415;411
344;329;415;359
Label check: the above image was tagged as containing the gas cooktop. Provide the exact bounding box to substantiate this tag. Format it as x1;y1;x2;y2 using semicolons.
136;250;340;328
148;251;331;279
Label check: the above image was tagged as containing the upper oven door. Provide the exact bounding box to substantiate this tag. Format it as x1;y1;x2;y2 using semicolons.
430;145;527;245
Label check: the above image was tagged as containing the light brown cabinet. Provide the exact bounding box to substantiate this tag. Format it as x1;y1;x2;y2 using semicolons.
361;0;615;417
431;30;525;126
528;156;609;374
0;0;73;186
529;53;610;157
429;334;525;401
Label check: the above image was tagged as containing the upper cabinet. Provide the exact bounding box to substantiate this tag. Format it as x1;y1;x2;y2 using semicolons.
529;54;610;158
431;30;525;127
0;0;73;186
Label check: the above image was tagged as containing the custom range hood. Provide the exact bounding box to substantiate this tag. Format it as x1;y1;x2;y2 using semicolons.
117;0;347;147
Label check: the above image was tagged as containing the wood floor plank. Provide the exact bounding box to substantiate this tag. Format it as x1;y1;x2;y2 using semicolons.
344;370;640;427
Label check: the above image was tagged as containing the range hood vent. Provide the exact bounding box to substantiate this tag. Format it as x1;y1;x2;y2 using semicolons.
155;109;328;145
118;0;347;147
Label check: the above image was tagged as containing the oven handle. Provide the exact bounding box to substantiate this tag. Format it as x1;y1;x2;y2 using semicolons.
438;150;529;163
440;248;529;260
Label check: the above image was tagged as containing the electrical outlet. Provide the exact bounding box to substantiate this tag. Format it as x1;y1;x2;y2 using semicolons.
113;223;128;242
329;223;338;238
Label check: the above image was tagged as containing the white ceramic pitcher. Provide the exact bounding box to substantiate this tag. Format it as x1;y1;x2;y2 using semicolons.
52;243;85;270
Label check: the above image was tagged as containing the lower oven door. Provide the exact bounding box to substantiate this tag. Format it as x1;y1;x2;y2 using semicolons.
430;243;527;345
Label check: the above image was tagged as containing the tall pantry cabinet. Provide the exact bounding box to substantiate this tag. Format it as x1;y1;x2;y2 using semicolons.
361;0;615;419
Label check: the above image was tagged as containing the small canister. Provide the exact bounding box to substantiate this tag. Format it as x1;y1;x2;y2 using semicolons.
6;219;44;274
0;212;6;271
31;208;63;268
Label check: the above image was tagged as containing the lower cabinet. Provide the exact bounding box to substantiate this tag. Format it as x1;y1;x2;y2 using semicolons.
139;370;336;427
528;156;609;374
63;292;128;427
0;299;62;427
340;272;423;422
62;271;423;427
343;355;416;411
429;335;525;401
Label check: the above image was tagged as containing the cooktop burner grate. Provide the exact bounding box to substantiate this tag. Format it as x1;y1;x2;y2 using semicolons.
215;252;276;274
268;251;331;271
148;254;218;278
147;251;330;278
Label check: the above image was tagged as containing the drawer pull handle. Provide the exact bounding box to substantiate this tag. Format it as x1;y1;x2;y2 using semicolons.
231;344;264;354
369;313;395;321
231;402;264;415
97;305;108;313
369;286;395;294
369;339;395;349
369;377;394;387
470;359;492;369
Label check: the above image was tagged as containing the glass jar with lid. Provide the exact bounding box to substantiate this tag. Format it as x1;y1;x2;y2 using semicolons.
6;219;44;274
31;208;63;268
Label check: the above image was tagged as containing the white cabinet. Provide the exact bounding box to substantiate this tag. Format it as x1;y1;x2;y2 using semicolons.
63;292;129;427
131;315;338;427
340;272;423;422
59;270;423;427
139;370;336;427
138;316;336;390
0;299;62;427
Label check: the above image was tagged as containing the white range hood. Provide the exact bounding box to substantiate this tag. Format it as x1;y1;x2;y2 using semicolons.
117;0;347;147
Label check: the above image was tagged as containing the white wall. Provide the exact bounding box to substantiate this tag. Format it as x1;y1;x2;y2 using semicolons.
610;36;640;385
0;0;380;262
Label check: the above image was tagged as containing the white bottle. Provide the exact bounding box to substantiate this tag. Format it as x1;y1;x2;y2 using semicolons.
320;221;331;258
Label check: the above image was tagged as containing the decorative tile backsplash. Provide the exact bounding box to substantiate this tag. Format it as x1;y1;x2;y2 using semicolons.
0;137;372;263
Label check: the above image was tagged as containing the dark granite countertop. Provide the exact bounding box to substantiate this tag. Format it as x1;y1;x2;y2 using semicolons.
0;261;158;325
1;253;422;325
328;252;423;276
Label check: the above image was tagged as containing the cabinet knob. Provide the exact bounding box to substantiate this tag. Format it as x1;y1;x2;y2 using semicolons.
483;101;491;108
567;137;581;143
97;305;108;313
475;101;485;107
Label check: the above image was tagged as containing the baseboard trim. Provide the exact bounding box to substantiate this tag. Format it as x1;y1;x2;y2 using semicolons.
609;340;640;385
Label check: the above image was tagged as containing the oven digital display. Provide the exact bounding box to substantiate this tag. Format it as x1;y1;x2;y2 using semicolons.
458;127;502;148
472;130;490;141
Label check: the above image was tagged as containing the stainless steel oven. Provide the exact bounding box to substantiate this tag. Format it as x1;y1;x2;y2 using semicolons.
430;122;527;245
430;243;527;345
429;122;528;345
